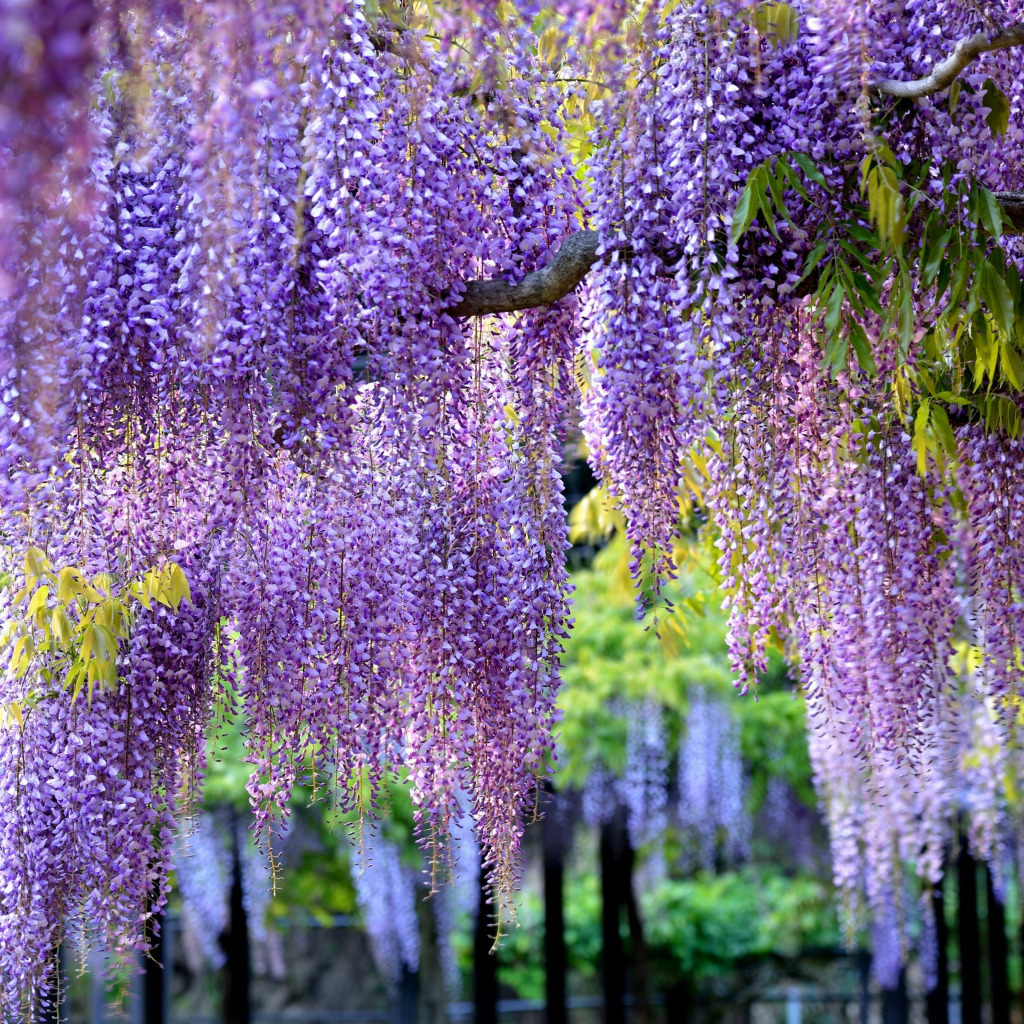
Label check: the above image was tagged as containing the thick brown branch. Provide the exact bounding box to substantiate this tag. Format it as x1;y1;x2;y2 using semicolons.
449;191;1024;317
876;23;1024;98
995;191;1024;234
446;230;599;316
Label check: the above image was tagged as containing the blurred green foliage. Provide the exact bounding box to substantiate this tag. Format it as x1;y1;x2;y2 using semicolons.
494;870;604;1002
642;871;839;982
493;867;838;998
193;527;829;999
556;539;812;812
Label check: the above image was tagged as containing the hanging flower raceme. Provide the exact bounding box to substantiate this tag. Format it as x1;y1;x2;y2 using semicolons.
352;830;422;986
678;688;749;871
0;4;585;1009
7;0;1024;1006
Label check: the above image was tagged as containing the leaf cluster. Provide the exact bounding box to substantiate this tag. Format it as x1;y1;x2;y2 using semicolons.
732;102;1024;463
0;547;191;724
641;871;839;981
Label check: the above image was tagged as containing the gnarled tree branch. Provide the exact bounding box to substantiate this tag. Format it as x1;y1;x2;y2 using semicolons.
446;230;599;316
449;194;1024;317
876;23;1024;98
995;191;1024;233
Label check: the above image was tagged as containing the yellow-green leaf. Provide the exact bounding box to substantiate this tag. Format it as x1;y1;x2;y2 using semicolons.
913;400;932;475
983;78;1010;138
51;606;73;646
930;405;957;459
1002;342;1024;391
26;585;49;617
24;547;49;580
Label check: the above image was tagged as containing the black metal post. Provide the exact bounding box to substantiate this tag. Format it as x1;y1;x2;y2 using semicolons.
474;878;498;1024
221;828;250;1024
957;842;981;1024
881;970;909;1024
858;950;870;1024
926;879;949;1024
986;867;1010;1024
390;966;419;1024
542;788;567;1024
143;904;165;1024
600;806;628;1024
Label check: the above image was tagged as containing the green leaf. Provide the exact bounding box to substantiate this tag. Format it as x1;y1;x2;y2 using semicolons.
824;283;843;336
57;566;84;604
756;178;781;240
849;322;876;375
920;225;951;289
26;585;49;617
930;405;957;458
824;332;849;376
862;157;906;250
765;164;793;223
51;607;73;647
943;257;971;318
790;153;826;188
976;186;1004;239
776;158;808;200
980;257;1015;339
845;224;879;246
1002;341;1024;391
754;2;800;46
730;180;757;246
24;547;49;580
948;79;961;116
897;276;914;359
64;661;85;700
167;563;192;612
983;78;1010;138
92;572;115;596
850;270;883;315
973;317;999;387
913;399;931;476
799;239;829;284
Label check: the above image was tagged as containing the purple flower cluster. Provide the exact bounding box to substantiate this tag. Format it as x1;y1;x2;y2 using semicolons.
678;689;749;871
621;698;669;850
0;4;585;1005
352;831;421;986
175;815;230;971
579;698;670;852
570;0;1024;966
6;0;1024;1003
0;0;95;292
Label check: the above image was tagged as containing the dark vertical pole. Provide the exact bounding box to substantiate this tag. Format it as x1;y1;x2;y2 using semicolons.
881;970;909;1024
474;879;498;1024
221;828;250;1024
600;807;627;1024
623;858;653;1024
89;948;105;1024
958;842;981;1024
41;945;69;1024
665;980;693;1024
143;904;165;1024
858;950;870;1024
390;966;419;1024
1019;888;1024;1024
542;788;567;1024
986;868;1010;1024
417;894;446;1024
926;880;949;1024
